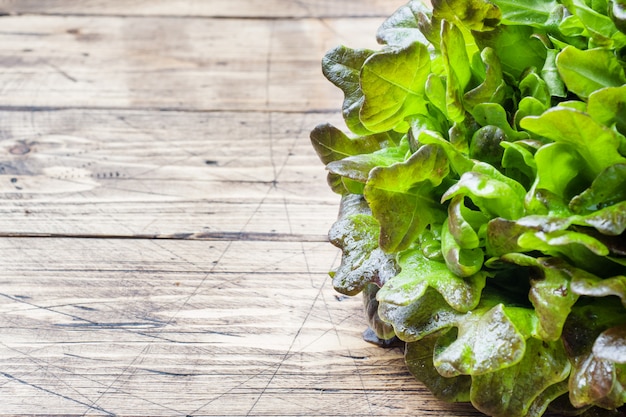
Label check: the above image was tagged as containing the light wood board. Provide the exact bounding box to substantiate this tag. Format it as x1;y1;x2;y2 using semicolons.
0;0;483;416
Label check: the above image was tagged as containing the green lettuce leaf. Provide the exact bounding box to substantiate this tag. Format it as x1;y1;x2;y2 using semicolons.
360;42;431;132
570;164;626;213
328;195;398;295
441;217;485;277
561;0;626;47
556;46;626;99
431;0;501;31
464;47;507;111
433;302;538;377
441;20;472;122
474;24;547;78
405;336;472;402
447;195;488;250
470;337;571;417
490;0;560;27
472;102;530;140
364;144;450;252
376;0;432;47
376;247;486;311
571;273;626;306
362;283;397;341
321;46;375;135
326;140;409;184
593;325;626;364
587;85;626;135
442;162;526;220
310;123;391;165
521;107;626;177
378;287;462;342
500;254;580;341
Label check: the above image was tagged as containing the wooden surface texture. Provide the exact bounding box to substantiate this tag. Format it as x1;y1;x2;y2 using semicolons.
0;1;484;416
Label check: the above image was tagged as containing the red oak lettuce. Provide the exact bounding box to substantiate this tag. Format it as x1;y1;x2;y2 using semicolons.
311;0;626;416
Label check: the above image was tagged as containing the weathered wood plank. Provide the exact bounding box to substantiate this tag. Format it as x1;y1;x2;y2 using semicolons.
0;109;342;237
0;0;402;18
0;15;384;112
0;237;482;416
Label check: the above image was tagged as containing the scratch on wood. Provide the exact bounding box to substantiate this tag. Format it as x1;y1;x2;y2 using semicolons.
141;369;201;377
0;372;116;416
46;61;78;82
54;321;166;329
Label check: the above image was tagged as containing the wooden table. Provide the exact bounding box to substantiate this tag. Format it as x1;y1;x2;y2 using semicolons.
0;1;482;415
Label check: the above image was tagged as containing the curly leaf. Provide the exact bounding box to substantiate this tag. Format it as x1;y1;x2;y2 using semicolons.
570;164;626;213
577;201;626;236
434;302;538;377
518;230;610;260
416;129;475;176
362;283;397;341
441;218;485;277
501;141;538;187
464;47;506;110
326;141;409;183
431;0;501;31
470;338;571;417
321;46;375;135
569;351;626;409
527;142;590;213
360;41;431;133
379;287;462;342
425;74;449;118
521;107;626;177
556;46;626;99
377;247;486;312
309;123;389;165
405;336;472;403
519;70;551;107
561;0;626;46
472;102;530;140
474;24;547;78
542;48;567;98
442;162;526;220
447;195;488;250
489;0;560;27
365;144;449;253
515;97;549;130
571;273;626;307
376;0;432;47
502;254;580;341
328;195;398;295
486;218;531;257
593;325;626;364
441;20;472;123
587;85;626;135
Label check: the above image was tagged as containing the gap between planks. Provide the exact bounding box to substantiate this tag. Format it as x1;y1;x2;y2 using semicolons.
0;230;329;242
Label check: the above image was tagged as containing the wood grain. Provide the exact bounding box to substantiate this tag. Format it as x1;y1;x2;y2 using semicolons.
0;15;384;112
0;0;401;18
0;0;483;416
0;109;341;238
0;237;481;416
